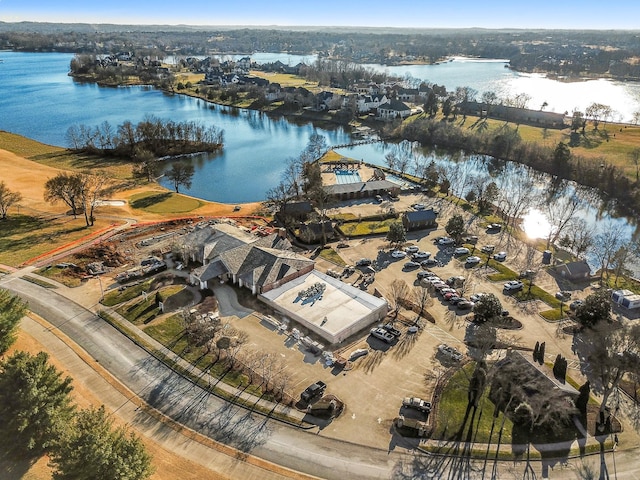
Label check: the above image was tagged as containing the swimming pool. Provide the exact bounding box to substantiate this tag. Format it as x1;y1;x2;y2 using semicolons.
335;170;362;184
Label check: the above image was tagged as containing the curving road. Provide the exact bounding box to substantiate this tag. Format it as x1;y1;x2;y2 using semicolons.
2;274;639;480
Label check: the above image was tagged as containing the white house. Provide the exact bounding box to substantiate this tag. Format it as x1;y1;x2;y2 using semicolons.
377;99;412;120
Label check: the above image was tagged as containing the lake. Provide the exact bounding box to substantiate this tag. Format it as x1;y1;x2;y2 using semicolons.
1;50;639;246
0;51;351;203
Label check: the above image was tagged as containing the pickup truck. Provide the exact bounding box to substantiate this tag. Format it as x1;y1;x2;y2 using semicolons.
402;397;432;413
382;323;402;337
301;381;327;402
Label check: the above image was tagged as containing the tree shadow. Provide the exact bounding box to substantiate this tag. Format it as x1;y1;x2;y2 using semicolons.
130;192;172;209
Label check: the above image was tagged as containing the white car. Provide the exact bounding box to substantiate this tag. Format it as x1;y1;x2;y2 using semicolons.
412;203;426;210
438;237;455;245
412;251;431;260
466;256;481;264
504;280;524;291
391;250;407;258
404;245;420;253
454;247;470;255
493;251;507;261
438;344;463;362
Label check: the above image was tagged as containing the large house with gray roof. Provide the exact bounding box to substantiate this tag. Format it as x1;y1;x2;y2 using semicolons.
179;222;314;294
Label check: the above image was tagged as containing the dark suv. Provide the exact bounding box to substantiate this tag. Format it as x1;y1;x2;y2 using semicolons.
301;381;327;402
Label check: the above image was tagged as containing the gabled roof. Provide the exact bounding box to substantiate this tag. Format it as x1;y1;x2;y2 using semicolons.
556;260;591;277
221;246;314;287
379;99;411;112
403;209;438;223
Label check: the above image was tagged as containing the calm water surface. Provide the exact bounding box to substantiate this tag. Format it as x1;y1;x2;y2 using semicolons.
0;51;350;203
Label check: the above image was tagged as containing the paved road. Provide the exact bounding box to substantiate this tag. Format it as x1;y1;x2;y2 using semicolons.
1;275;407;480
3;274;639;480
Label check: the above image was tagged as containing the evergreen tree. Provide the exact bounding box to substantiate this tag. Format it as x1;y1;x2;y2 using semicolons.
0;289;27;355
51;405;153;480
0;351;74;458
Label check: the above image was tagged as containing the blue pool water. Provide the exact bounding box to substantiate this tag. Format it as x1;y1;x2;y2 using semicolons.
334;170;362;184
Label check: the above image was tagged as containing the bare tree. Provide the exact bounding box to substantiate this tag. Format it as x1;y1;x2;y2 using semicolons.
388;279;409;319
411;285;432;322
582;323;640;418
44;172;83;218
590;221;628;285
166;162;194;194
77;171;111;227
542;188;582;249
0;181;22;220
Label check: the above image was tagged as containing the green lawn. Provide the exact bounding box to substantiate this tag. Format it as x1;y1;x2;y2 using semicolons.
433;364;513;444
129;190;203;214
101;279;153;306
339;218;395;236
318;247;347;266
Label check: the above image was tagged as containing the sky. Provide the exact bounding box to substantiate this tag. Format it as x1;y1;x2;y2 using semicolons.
1;0;640;30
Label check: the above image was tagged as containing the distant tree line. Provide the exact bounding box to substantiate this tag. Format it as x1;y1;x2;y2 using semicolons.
66;116;224;158
4;24;640;80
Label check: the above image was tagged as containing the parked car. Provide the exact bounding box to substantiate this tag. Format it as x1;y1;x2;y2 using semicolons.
391;250;407;258
421;258;440;267
448;296;464;305
412;251;431;260
481;245;495;254
438;344;463;362
407;326;420;334
336;242;349;249
503;280;524;291
349;348;369;361
370;327;395;344
301;381;327;402
493;251;507;261
438;237;455;245
454;247;470;255
446;276;466;287
356;258;372;266
466;256;481;265
487;223;502;231
382;323;402;337
439;288;458;296
375;194;383;203
404;261;421;269
404;245;420;253
412;203;426;210
417;270;437;279
470;293;486;303
402;397;432;413
443;291;459;301
457;300;475;310
556;290;572;300
519;269;535;278
570;299;585;310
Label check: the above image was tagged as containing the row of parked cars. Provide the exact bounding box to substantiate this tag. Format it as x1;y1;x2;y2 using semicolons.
418;271;476;310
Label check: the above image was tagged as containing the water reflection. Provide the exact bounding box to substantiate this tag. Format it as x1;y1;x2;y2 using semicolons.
522;209;553;240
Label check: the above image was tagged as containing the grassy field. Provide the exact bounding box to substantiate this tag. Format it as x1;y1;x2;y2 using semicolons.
129;190;204;214
318;247;347;266
433;364;513;444
0;215;114;267
339;218;395;236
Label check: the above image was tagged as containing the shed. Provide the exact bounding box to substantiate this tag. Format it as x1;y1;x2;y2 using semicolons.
554;260;591;281
402;209;438;231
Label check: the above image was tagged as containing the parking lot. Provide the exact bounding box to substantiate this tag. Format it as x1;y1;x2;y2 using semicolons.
212;194;601;449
